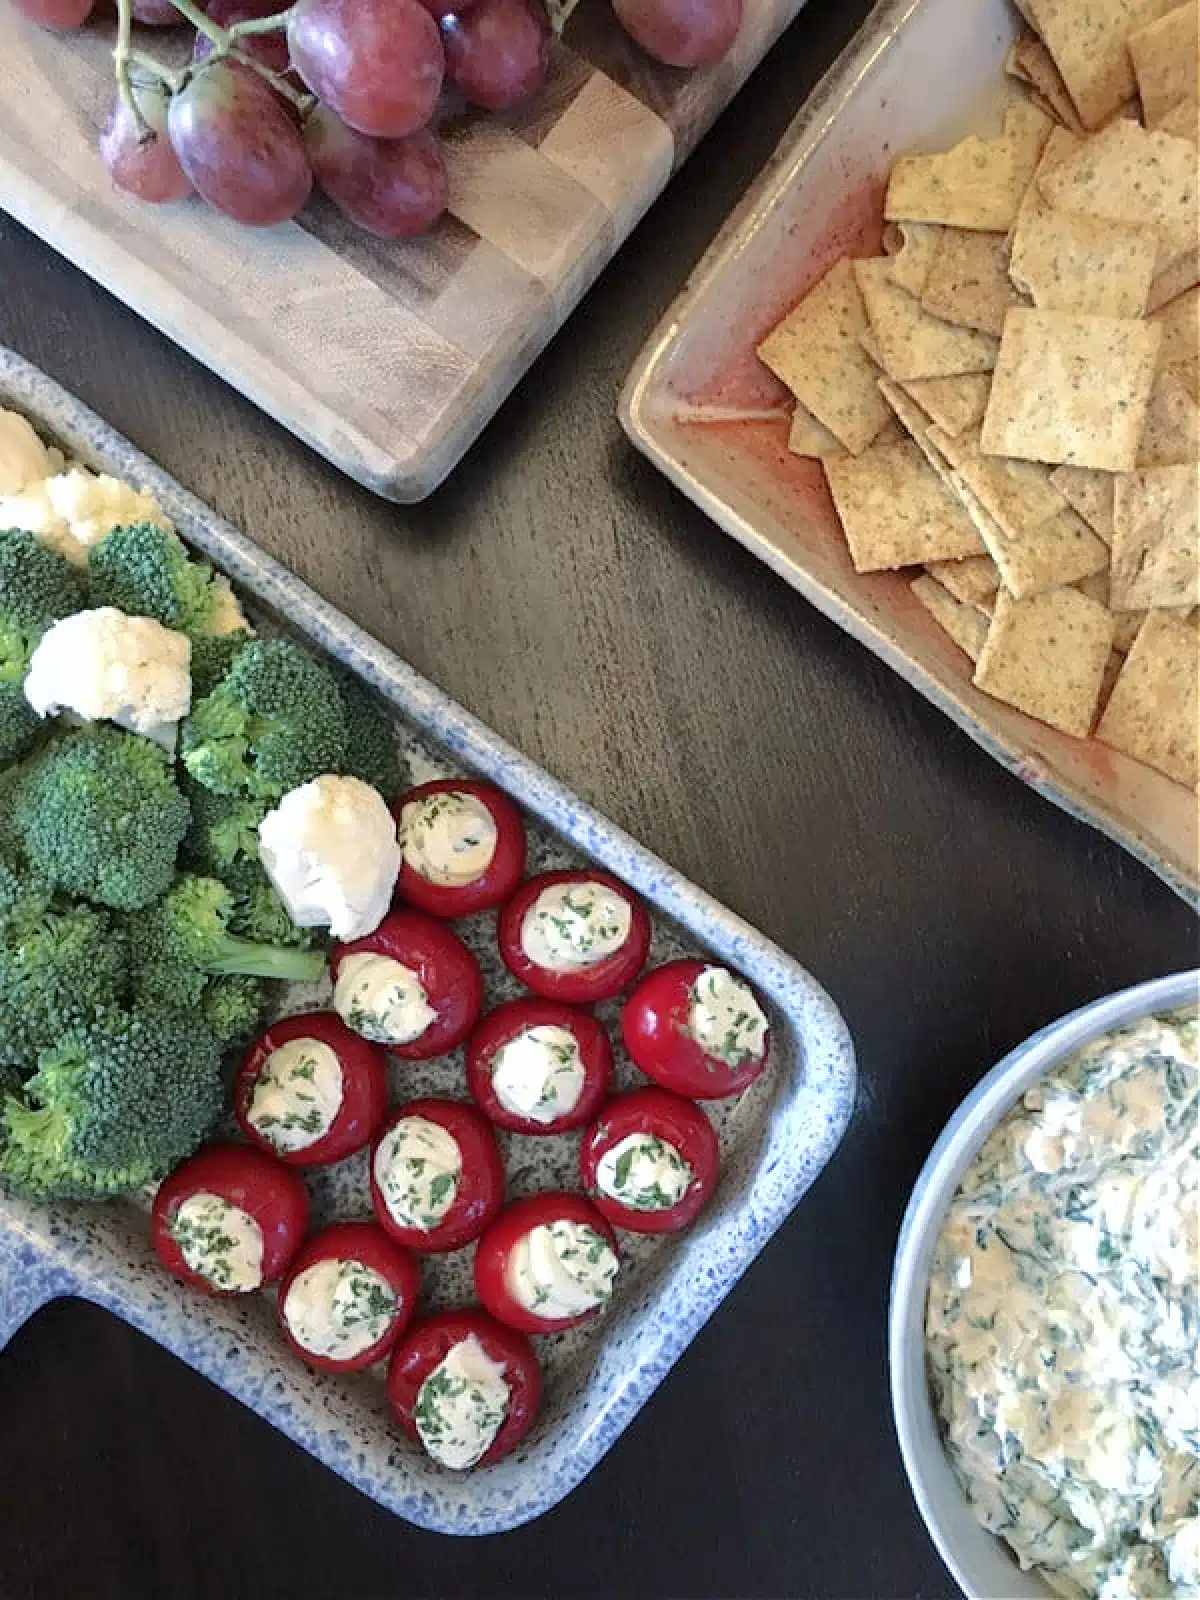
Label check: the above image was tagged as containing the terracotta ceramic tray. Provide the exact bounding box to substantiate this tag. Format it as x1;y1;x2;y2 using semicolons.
620;0;1199;910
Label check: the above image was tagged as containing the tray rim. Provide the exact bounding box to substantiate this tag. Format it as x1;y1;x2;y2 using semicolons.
0;342;857;1535
617;0;1199;914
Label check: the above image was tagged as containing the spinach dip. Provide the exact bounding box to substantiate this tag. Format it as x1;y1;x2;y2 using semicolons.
927;1006;1199;1599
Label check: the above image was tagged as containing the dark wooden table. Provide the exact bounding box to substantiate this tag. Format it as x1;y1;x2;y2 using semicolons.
0;2;1194;1593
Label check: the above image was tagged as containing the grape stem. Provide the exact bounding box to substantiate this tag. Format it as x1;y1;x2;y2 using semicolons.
110;0;314;121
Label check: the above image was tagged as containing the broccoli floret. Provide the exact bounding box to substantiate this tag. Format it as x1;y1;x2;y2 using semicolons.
87;522;238;637
190;631;247;699
180;638;347;799
182;778;266;880
12;725;191;911
335;671;404;799
0;895;129;1069
129;872;324;1009
201;974;272;1050
227;870;324;952
0;1007;223;1199
0;528;86;766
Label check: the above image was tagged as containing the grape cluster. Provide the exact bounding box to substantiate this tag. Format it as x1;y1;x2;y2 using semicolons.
10;0;743;237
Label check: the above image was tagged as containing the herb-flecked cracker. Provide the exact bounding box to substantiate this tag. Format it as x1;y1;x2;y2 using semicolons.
1138;369;1200;465
910;574;991;660
926;554;1002;611
1051;466;1117;541
854;259;999;382
757;258;894;456
1006;35;1088;133
981;309;1162;471
1023;0;1181;129
1037;121;1199;273
787;400;847;460
945;463;1109;598
883;222;943;297
973;586;1116;736
901;374;993;437
1110;463;1200;608
1096;608;1199;785
823;438;986;571
1009;205;1158;319
885;105;1052;232
1129;2;1200;127
920;229;1025;336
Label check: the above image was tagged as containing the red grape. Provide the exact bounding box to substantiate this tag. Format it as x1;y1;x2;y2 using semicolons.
305;106;447;237
287;0;443;139
440;0;549;111
167;62;312;225
612;0;741;67
131;0;183;23
8;0;95;28
100;81;193;202
193;0;293;77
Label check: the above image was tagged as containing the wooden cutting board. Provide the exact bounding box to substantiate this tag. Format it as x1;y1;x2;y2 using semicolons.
0;0;805;499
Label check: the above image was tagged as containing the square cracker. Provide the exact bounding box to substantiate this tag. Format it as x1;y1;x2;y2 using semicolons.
758;259;893;456
1038;121;1199;273
910;575;991;660
920;230;1025;336
1148;250;1200;316
947;466;1109;598
1153;96;1199;136
823;438;985;571
885;104;1052;232
1096;609;1199;785
1152;285;1199;393
1023;0;1181;129
854;259;999;382
787;400;846;460
974;586;1116;736
1009;203;1158;319
926;554;1001;611
1129;2;1200;126
883;222;942;297
931;423;1068;531
1051;465;1117;540
1110;463;1200;608
981;309;1162;471
1138;369;1200;465
1007;35;1088;133
901;374;993;436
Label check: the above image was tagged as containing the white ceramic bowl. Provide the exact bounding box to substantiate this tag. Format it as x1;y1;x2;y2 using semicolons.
889;969;1200;1599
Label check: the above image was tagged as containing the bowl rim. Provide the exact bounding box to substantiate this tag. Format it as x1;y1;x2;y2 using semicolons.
888;967;1200;1599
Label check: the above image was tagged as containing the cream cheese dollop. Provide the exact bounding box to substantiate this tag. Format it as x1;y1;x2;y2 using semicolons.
245;1036;344;1154
333;951;437;1046
373;1117;461;1232
282;1258;397;1361
505;1219;618;1320
596;1132;693;1212
689;967;769;1066
491;1026;586;1124
400;790;498;886
414;1334;510;1470
520;882;632;972
171;1192;264;1292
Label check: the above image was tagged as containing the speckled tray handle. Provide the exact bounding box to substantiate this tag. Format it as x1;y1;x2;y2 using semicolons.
0;1217;73;1350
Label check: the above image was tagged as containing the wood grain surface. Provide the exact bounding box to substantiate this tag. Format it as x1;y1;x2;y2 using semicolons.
0;2;1196;1596
0;0;804;500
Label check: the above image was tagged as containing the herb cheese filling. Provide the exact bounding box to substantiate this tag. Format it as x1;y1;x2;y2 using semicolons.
927;1007;1200;1600
520;882;632;972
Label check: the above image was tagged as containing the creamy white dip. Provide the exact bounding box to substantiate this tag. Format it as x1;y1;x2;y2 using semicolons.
927;1008;1200;1600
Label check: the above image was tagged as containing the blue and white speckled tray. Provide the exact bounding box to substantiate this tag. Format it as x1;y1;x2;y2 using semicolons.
0;345;856;1535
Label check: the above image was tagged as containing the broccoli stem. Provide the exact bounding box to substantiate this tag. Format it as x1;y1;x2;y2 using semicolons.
203;935;325;983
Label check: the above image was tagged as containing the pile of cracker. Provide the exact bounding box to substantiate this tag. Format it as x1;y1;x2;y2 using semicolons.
758;0;1199;793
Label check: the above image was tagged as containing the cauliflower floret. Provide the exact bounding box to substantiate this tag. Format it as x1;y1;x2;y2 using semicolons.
25;606;192;747
207;573;251;636
0;468;172;566
0;410;55;494
257;775;401;942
